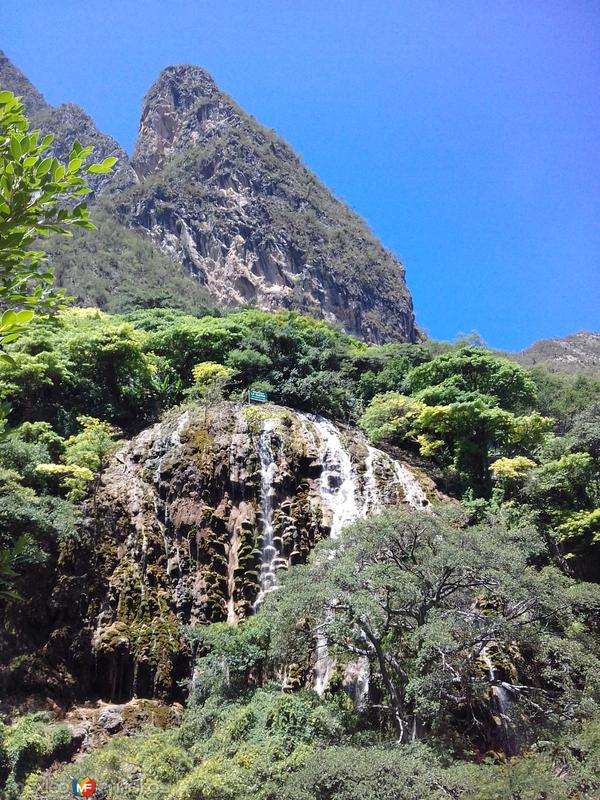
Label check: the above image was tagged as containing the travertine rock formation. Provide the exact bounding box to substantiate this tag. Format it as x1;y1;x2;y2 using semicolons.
0;402;431;703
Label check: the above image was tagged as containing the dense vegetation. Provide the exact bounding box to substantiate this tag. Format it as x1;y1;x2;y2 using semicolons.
0;304;599;798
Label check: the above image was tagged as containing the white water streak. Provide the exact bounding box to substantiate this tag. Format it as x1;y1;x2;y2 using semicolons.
254;418;285;609
306;414;360;539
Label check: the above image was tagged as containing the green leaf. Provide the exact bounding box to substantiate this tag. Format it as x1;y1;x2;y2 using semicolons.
88;155;117;174
14;309;34;325
0;310;17;329
0;333;21;345
36;157;53;176
87;164;111;174
67;157;83;174
9;137;21;159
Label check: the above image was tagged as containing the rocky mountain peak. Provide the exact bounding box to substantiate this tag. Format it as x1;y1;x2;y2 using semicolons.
132;63;238;177
154;62;221;99
124;61;419;342
2;52;419;343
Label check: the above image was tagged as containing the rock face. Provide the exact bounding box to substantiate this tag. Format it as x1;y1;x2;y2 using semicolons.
122;64;417;343
1;52;419;343
1;402;430;704
81;402;430;700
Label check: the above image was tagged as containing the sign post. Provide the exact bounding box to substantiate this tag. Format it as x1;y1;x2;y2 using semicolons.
248;389;268;403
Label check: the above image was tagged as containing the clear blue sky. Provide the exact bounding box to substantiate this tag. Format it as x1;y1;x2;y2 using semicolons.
4;0;599;349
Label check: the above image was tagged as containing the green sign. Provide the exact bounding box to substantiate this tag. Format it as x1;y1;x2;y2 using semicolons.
248;389;268;403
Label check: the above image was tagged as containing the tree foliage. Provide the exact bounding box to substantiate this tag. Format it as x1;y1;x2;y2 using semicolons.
266;509;599;748
0;91;114;353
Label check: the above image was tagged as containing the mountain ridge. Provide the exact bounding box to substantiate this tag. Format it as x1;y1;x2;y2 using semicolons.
514;331;600;374
1;52;418;343
0;49;136;196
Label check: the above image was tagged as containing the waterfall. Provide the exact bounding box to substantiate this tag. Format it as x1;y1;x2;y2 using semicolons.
301;414;362;694
343;653;370;710
390;461;430;511
307;415;360;538
363;446;380;515
254;418;285;609
481;646;515;753
314;622;334;696
302;414;430;697
251;411;430;699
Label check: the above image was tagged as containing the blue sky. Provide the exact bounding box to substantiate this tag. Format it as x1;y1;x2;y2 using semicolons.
4;0;599;349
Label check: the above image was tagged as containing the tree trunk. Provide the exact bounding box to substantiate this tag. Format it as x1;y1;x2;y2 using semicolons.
362;625;406;741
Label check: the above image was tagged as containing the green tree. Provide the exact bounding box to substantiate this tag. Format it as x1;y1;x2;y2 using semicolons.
267;509;599;748
360;392;551;492
36;415;120;501
528;367;600;432
189;361;235;422
0;91;115;353
279;744;456;800
406;347;536;411
0;712;71;799
569;401;600;460
0;309;158;434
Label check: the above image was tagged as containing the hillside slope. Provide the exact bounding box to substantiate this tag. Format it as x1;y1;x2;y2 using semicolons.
515;331;600;374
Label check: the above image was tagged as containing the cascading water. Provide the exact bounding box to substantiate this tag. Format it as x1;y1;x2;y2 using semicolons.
362;446;380;516
390;461;430;511
254;418;284;609
481;646;515;754
300;414;430;696
314;620;334;696
306;414;360;538
250;411;430;697
302;414;363;694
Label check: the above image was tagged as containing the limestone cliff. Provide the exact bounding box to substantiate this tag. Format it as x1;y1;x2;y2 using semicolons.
121;64;417;343
0;402;431;704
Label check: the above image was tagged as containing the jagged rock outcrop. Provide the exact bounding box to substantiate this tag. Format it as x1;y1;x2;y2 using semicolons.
0;402;432;704
120;64;417;343
1;51;419;343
